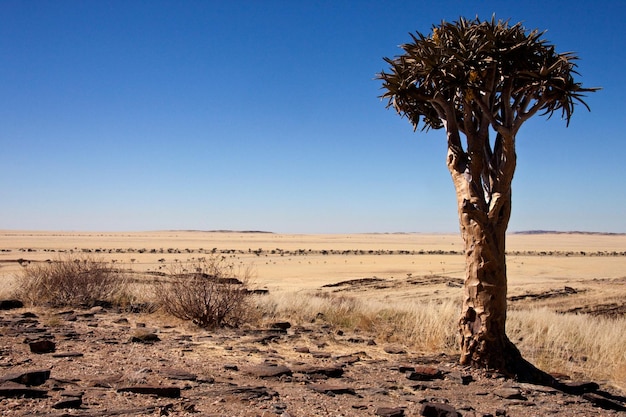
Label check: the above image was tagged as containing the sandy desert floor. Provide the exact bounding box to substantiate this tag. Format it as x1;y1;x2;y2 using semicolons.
1;230;625;310
1;231;625;416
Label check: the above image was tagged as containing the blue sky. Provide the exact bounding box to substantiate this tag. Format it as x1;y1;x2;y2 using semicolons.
1;1;624;233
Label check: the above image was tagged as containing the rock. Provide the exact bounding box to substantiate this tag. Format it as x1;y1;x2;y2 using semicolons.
29;339;56;354
244;364;292;378
292;364;344;378
224;364;239;371
270;321;291;330
494;387;527;400
294;346;310;353
0;382;47;398
130;332;160;344
52;396;83;409
52;352;84;358
117;385;181;398
420;402;461;417
224;386;278;400
113;318;130;324
1;369;51;386
406;365;443;381
309;383;357;395
0;300;23;310
375;407;405;416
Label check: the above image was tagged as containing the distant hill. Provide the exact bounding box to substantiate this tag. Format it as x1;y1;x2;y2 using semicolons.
513;230;625;236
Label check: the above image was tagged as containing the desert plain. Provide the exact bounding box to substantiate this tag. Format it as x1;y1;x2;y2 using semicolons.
1;230;625;305
0;230;625;416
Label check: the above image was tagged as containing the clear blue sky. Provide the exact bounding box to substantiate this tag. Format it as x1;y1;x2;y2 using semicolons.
1;1;623;233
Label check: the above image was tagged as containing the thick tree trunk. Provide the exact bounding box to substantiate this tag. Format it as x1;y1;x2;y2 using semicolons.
446;143;524;375
456;191;521;371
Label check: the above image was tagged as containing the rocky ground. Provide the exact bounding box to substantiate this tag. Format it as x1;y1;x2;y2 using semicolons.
1;301;625;417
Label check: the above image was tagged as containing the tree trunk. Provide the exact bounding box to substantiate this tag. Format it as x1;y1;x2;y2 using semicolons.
456;191;521;371
446;145;523;374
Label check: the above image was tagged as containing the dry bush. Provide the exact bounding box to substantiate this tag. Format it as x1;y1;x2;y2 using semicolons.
154;256;254;328
14;255;129;308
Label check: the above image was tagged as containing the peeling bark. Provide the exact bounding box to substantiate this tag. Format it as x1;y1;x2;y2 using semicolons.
447;136;523;375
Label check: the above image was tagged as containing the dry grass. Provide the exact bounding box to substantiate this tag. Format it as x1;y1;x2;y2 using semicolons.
256;291;626;390
508;309;626;389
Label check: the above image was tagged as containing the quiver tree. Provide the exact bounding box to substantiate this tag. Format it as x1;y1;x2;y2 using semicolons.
378;17;598;377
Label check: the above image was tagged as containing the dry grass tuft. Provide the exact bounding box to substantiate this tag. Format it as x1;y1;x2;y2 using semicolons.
256;291;626;389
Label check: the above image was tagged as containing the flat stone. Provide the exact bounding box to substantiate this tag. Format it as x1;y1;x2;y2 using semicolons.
224;386;278;400
406;365;443;381
29;339;56;354
1;369;51;386
420;402;461;417
52;396;83;409
375;407;405;416
494;387;527;400
52;352;84;358
309;383;356;396
245;364;292;378
117;385;181;398
292;364;344;378
0;382;47;398
130;333;160;344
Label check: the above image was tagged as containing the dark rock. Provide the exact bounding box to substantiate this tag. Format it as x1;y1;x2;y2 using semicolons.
224;386;278;400
113;318;130;324
29;339;56;354
494;387;527;400
224;364;239;371
130;332;160;344
309;383;356;395
582;392;626;411
52;396;83;409
0;382;47;398
0;300;23;310
294;346;310;353
375;407;405;416
292;364;344;378
52;352;84;358
1;369;51;386
244;364;292;378
270;321;291;330
420;402;461;417
406;365;443;381
117;385;181;398
21;312;38;318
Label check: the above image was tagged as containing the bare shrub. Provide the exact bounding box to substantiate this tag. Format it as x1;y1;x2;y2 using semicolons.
14;255;129;308
154;256;253;328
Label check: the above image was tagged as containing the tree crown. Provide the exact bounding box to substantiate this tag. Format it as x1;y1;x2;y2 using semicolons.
378;16;599;135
